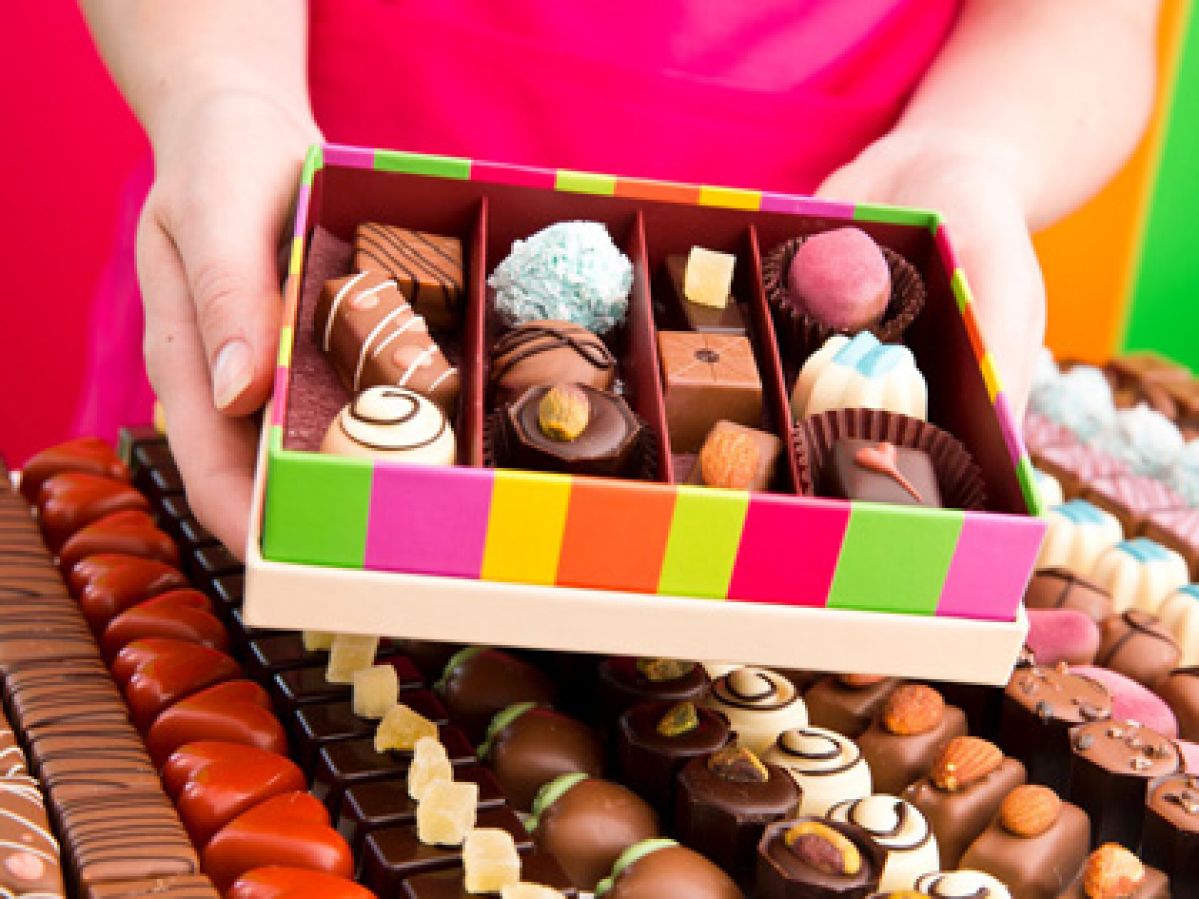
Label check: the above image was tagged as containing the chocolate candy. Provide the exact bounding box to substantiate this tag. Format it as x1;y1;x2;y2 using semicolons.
756;817;885;899
675;748;799;888
227;866;373;899
703;667;808;756
352;222;463;332
803;674;900;739
999;665;1111;793
598;658;709;724
855;685;967;794
320;387;456;465
1068;719;1181;850
436;648;556;743
1032;443;1129;499
175;748;307;847
1158;583;1199;665
1083;474;1186;536
762;727;872;817
499;384;645;478
1142;508;1199;578
490;320;616;406
0;776;66;897
1156;666;1199;741
314;270;459;415
69;555;189;631
791;332;926;422
19;435;129;503
1024;608;1101;667
102;599;228;659
398;852;578;898
530;774;658;890
826;795;938;893
146;679;287;766
481;704;605;811
1036;500;1124;576
691;422;782;491
57;510;178;574
37;472;150;551
821;439;942;508
664;254;746;335
1089;537;1189;616
1057;844;1169;898
597;838;743;899
616;700;731;820
658;332;762;452
1024;568;1114;623
1095;610;1180;688
87;874;220;897
785;228;890;333
913;870;1013;897
1140;772;1199;894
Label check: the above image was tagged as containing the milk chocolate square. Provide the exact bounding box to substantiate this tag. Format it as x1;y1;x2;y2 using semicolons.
665;254;746;335
657;331;762;452
353;223;464;332
823;438;942;507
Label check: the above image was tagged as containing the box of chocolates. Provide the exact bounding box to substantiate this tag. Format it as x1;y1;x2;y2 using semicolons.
244;145;1045;681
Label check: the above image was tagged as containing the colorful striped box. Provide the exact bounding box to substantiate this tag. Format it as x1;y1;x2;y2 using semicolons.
245;145;1043;681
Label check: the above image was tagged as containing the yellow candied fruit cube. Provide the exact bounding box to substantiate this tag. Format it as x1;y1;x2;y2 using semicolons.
374;703;438;753
302;630;335;652
683;246;735;309
416;779;479;847
501;885;566;899
352;664;399;719
325;634;380;684
409;736;452;801
464;828;521;894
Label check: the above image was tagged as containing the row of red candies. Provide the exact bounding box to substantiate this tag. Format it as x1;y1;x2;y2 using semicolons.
20;436;372;899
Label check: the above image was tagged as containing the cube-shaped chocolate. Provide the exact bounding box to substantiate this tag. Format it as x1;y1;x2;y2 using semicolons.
353;223;464;332
657;332;761;452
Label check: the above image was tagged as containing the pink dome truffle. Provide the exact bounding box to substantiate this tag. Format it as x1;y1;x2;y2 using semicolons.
1072;664;1178;738
1026;609;1100;667
786;226;891;331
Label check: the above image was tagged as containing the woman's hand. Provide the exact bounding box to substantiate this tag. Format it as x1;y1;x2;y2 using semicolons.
137;89;321;556
818;132;1046;418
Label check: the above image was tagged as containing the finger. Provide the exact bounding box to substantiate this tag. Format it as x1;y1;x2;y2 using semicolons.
137;202;256;558
165;165;292;419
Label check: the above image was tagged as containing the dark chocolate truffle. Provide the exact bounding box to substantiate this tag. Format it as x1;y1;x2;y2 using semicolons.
1095;610;1180;689
480;703;604;811
499;384;645;478
756;817;885;899
1024;569;1114;624
598;658;710;724
530;773;658;890
1140;772;1199;895
490;320;616;406
674;746;800;888
855;684;967;794
435;647;556;743
596;838;743;899
1067;719;1181;850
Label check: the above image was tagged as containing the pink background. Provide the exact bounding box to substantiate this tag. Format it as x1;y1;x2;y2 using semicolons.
0;4;146;466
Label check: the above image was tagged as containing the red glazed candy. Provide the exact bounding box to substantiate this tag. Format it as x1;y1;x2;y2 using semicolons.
19;435;129;502
136;588;215;614
57;510;179;573
178;751;306;847
163;742;299;799
147;680;286;766
202;792;352;891
123;641;243;729
229;866;376;899
36;472;150;550
69;554;189;629
113;637;237;686
102;601;229;659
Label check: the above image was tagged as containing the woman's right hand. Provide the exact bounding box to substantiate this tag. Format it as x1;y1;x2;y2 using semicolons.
136;88;321;556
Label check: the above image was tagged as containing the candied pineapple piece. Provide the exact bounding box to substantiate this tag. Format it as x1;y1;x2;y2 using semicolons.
464;828;521;894
374;703;438;752
416;780;479;847
684;246;735;309
352;664;399;719
409;736;452;801
302;630;335;651
501;885;565;899
325;634;380;683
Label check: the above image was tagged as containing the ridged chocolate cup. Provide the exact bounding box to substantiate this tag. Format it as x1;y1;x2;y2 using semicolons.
794;408;986;511
483;402;659;482
762;235;925;363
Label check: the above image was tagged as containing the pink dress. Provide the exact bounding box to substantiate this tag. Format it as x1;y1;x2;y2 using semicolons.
74;0;959;436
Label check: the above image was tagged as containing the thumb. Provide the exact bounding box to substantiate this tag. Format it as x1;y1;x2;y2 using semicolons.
171;188;287;417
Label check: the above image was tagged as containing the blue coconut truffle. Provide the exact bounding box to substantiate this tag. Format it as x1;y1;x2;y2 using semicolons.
1167;439;1199;506
1039;364;1115;440
1093;403;1185;479
488;221;633;335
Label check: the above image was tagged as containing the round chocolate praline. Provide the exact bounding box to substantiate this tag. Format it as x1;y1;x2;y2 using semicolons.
756;816;885;899
912;871;1012;898
762;727;872;817
530;774;659;891
617;700;732;821
598;658;710;724
489;319;617;406
826;796;939;892
435;647;556;743
481;703;605;811
596;838;743;899
704;668;808;755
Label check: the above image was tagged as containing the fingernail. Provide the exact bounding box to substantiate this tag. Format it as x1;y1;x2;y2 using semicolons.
212;340;252;410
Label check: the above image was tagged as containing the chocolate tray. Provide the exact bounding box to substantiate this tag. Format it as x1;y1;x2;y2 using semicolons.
245;145;1043;683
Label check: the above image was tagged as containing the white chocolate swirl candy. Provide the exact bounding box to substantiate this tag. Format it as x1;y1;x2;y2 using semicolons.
762;726;871;815
827;794;939;891
1089;537;1189;615
914;870;1012;898
791;331;927;420
1158;584;1199;665
1036;499;1123;574
703;667;807;755
321;386;456;465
